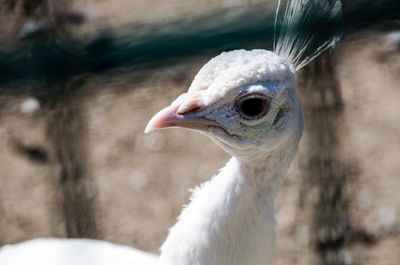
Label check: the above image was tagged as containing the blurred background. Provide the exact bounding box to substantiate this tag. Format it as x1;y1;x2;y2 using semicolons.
0;0;399;265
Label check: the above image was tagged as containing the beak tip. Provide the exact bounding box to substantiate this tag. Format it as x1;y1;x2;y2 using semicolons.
144;105;177;135
144;121;157;134
144;127;151;134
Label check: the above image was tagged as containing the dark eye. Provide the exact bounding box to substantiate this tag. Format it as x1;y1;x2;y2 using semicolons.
236;94;271;120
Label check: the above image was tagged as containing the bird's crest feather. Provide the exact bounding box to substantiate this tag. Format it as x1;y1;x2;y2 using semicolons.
274;0;343;71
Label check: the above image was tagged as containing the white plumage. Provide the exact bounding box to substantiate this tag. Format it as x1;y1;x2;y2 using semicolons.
0;1;342;265
0;239;158;265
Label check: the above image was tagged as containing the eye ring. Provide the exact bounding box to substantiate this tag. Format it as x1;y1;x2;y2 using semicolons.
235;93;271;120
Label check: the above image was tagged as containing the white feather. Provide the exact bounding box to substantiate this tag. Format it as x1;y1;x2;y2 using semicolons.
0;239;158;265
274;0;343;70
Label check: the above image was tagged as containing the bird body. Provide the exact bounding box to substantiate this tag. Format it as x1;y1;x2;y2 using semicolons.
0;238;158;265
0;1;342;264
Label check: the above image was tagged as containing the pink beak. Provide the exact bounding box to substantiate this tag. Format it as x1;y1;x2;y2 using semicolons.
144;93;217;134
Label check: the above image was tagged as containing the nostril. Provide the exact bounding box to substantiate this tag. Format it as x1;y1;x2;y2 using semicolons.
178;106;202;115
178;105;203;115
177;99;205;115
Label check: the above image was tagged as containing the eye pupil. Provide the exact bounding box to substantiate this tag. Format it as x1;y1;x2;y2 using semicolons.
236;94;271;120
240;98;264;117
237;96;271;120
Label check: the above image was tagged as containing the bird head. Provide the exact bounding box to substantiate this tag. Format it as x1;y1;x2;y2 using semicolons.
145;49;303;160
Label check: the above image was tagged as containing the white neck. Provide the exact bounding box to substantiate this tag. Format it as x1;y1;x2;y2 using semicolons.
160;136;300;265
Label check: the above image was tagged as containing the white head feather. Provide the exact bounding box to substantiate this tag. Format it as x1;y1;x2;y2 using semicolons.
188;49;294;106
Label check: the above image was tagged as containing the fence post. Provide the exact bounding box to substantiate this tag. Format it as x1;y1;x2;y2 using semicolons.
297;54;356;265
45;82;98;238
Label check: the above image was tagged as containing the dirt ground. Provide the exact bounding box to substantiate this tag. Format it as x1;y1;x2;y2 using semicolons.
0;1;399;264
